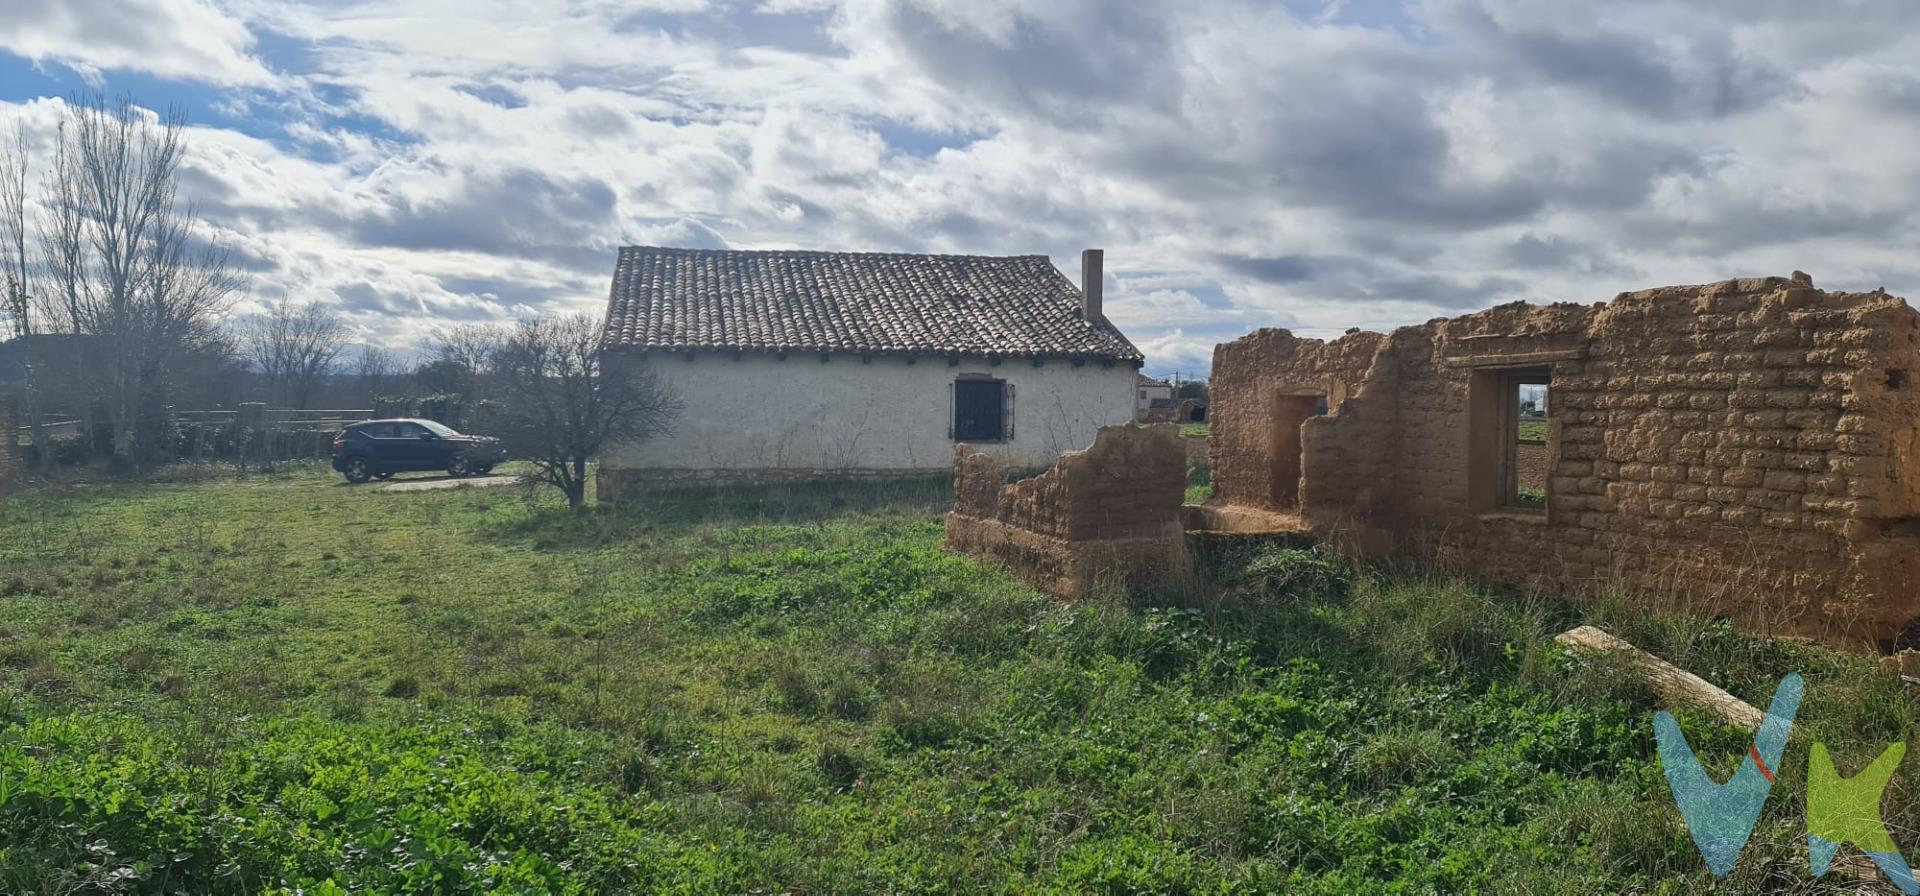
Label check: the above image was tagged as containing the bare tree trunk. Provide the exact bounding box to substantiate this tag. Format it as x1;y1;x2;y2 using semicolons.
0;125;47;469
24;95;241;468
489;315;680;513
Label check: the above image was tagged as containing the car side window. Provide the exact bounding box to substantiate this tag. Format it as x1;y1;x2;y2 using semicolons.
360;423;394;439
397;423;433;439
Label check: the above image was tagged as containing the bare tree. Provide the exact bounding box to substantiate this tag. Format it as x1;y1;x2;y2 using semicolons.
0;124;47;466
242;298;348;408
490;313;679;511
30;95;242;465
422;322;505;397
353;343;399;405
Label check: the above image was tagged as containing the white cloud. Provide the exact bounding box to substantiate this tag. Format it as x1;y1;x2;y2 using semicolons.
3;0;274;86
13;0;1920;371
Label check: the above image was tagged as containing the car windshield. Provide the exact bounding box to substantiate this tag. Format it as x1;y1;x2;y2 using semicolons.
416;420;460;437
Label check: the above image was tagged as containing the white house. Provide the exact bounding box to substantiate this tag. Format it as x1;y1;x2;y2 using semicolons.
597;246;1144;498
1135;374;1173;418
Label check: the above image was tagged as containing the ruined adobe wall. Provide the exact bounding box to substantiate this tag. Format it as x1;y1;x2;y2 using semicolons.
945;423;1188;598
1209;330;1384;510
1287;276;1920;647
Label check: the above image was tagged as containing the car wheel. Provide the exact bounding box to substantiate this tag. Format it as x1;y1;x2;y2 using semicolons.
343;458;373;484
448;457;472;477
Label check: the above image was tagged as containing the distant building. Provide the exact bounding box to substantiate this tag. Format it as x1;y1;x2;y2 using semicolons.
1136;374;1173;418
596;246;1144;497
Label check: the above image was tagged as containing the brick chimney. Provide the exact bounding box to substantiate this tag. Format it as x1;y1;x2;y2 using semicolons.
1081;249;1104;321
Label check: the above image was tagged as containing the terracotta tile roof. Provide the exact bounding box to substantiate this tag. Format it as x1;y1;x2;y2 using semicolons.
601;246;1143;362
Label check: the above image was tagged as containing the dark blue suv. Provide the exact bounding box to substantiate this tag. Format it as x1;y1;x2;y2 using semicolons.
330;419;507;483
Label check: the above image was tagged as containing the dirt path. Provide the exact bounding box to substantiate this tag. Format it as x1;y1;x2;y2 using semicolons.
382;475;521;492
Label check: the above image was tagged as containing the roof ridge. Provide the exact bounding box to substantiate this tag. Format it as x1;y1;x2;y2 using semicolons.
601;247;1143;362
619;245;1052;263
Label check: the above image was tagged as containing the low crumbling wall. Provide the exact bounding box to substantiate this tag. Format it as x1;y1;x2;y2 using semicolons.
598;466;939;499
1184;434;1209;465
945;423;1188;599
1210;274;1920;649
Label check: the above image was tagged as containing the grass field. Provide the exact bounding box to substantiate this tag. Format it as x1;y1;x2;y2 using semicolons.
0;469;1913;893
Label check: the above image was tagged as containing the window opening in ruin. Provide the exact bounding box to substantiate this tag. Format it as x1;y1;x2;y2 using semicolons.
1502;371;1550;510
1892;618;1920;654
953;378;1009;442
1270;391;1324;509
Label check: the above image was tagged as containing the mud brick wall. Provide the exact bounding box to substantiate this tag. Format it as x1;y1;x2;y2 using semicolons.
946;423;1188;599
1210;330;1384;510
1214;275;1920;648
1184;434;1209;466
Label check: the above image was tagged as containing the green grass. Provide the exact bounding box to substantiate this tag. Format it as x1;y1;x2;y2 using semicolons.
1517;420;1547;442
1180;423;1210;438
0;468;1912;893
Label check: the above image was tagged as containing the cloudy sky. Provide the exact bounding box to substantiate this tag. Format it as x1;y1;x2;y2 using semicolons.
5;0;1920;376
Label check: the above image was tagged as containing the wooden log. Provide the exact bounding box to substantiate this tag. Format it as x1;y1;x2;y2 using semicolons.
1557;626;1895;891
1559;629;1904;894
1554;625;1766;730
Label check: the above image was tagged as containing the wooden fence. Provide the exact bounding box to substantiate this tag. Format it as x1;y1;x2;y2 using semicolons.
174;405;374;462
12;407;375;465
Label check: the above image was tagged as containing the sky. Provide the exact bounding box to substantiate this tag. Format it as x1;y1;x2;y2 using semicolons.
6;0;1920;377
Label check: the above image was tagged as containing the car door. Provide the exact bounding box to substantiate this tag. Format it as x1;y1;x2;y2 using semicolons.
359;423;410;469
391;422;446;470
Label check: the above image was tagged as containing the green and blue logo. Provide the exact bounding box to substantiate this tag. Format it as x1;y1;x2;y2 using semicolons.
1655;673;1917;892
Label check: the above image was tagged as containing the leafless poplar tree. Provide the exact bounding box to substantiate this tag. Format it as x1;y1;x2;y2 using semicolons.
427;323;502;372
421;322;504;395
0;124;47;466
25;95;242;465
242;298;348;409
490;313;679;510
353;343;399;405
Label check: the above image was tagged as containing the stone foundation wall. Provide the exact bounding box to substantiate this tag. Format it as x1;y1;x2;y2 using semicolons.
1211;274;1920;648
945;423;1188;599
597;466;945;500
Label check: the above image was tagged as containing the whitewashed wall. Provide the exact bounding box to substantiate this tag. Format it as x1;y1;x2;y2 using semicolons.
602;352;1138;475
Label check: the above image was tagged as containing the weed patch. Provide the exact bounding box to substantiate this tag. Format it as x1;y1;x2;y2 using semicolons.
0;473;1908;891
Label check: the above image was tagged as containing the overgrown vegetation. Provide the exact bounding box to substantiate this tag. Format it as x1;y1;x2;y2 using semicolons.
0;474;1910;892
1187;459;1213;504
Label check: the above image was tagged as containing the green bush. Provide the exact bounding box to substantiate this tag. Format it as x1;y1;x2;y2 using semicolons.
27;433;91;467
371;395;413;419
1227;546;1353;606
415;394;467;428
